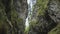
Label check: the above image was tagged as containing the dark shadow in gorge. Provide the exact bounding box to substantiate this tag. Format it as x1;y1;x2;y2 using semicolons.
36;11;58;34
37;11;58;34
44;10;58;34
0;25;7;34
2;0;11;20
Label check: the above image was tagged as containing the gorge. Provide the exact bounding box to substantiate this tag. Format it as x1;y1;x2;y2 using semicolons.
0;0;60;34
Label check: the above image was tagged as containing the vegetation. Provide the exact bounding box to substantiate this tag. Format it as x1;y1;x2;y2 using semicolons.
0;0;60;34
0;0;24;34
48;23;60;34
36;0;49;16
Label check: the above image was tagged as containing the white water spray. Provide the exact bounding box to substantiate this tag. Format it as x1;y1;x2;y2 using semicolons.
25;0;36;30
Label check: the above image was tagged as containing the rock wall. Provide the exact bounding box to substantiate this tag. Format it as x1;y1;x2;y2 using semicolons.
0;0;28;34
0;0;60;34
29;0;60;34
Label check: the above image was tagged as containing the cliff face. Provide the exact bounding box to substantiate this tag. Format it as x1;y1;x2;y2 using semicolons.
0;0;27;34
47;0;60;34
29;0;60;34
14;0;28;20
0;0;60;34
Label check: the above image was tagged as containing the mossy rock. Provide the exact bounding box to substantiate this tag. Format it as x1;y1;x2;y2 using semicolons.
36;0;49;16
48;23;60;34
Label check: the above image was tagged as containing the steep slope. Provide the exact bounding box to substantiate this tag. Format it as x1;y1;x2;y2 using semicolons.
48;23;60;34
29;0;60;34
0;0;28;34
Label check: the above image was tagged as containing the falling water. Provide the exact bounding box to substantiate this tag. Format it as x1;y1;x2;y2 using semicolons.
25;0;36;31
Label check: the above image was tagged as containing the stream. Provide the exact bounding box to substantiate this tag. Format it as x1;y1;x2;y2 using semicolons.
25;0;36;31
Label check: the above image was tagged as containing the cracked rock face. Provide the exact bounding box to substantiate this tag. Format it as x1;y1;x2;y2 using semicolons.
13;0;28;34
29;0;60;34
14;0;28;21
0;0;28;34
48;0;60;23
0;0;60;34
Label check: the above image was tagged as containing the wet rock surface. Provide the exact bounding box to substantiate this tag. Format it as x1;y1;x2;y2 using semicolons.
0;0;60;34
0;0;28;34
29;0;60;34
48;0;60;23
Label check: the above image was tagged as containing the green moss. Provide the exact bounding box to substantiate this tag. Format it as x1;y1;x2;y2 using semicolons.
30;21;37;27
48;23;60;34
24;20;37;34
0;4;6;26
11;4;24;34
24;26;29;34
0;6;8;34
0;0;24;34
11;10;18;20
36;0;49;16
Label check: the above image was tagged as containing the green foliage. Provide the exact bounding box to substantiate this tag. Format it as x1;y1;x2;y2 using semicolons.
48;23;60;34
11;9;18;21
0;0;25;34
36;0;49;16
0;4;6;27
30;21;37;27
0;2;9;34
24;26;29;34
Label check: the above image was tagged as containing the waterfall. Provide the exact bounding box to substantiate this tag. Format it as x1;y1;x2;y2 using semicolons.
25;0;36;32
